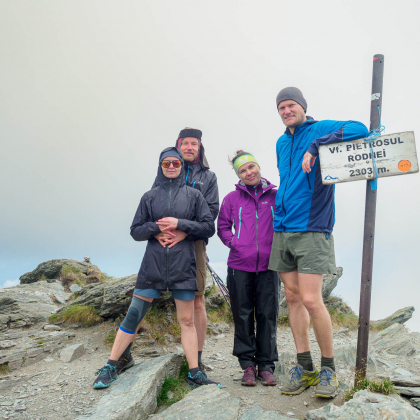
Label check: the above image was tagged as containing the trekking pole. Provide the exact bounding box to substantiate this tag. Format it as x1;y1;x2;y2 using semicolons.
206;262;231;310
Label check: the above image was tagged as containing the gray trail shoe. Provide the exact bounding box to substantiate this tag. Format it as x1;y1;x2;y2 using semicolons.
186;371;222;389
93;364;118;389
280;364;319;395
314;367;338;398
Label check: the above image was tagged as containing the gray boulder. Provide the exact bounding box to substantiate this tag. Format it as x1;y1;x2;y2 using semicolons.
80;353;182;420
69;284;82;293
305;389;420;419
20;259;100;284
0;280;68;331
152;384;240;420
240;406;294;419
60;343;85;363
411;398;420;410
334;344;378;371
394;387;420;397
64;274;137;319
391;376;420;387
371;307;415;329
370;323;416;356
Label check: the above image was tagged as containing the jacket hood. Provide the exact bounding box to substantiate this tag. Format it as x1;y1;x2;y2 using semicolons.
284;116;317;135
155;147;186;188
175;138;210;169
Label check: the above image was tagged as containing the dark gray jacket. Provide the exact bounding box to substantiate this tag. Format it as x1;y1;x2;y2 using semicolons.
152;142;219;223
131;148;215;291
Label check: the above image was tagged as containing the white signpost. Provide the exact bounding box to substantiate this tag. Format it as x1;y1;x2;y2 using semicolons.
320;131;418;185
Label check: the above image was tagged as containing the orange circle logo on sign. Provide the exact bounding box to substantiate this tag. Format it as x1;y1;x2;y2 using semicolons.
398;160;411;172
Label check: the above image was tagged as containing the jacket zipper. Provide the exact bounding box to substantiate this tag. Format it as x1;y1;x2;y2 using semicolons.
279;132;295;229
237;207;242;238
270;205;275;228
185;164;190;185
255;201;259;274
166;179;172;289
306;173;312;190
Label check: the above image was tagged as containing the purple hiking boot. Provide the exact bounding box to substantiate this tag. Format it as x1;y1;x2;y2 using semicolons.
241;366;257;386
257;370;277;386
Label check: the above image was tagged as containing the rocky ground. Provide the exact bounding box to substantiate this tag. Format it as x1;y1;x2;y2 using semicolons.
1;318;420;419
1;260;420;419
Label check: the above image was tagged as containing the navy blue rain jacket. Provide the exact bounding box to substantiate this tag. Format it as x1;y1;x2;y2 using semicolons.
275;117;369;233
131;147;215;291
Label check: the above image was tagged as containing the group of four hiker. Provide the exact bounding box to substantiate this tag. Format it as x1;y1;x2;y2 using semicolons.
93;87;369;398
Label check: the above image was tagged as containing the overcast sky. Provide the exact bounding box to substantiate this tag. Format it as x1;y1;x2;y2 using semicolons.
1;1;420;331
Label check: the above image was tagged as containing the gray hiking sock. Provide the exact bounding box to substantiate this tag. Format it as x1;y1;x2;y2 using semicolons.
189;367;200;377
122;343;132;357
297;351;313;371
198;351;202;364
321;356;335;372
107;359;117;367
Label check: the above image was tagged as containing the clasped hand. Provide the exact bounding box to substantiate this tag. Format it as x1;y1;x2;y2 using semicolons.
155;218;186;248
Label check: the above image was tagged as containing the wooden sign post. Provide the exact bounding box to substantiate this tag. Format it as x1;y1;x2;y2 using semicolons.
319;55;418;381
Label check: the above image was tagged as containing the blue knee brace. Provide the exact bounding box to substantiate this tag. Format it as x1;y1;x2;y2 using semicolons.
119;296;151;334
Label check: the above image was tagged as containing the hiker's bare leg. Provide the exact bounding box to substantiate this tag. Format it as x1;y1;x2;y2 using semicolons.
194;295;207;352
299;273;333;358
281;271;310;353
109;295;153;361
175;298;198;368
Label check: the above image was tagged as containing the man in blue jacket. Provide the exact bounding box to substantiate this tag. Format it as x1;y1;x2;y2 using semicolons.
269;87;369;398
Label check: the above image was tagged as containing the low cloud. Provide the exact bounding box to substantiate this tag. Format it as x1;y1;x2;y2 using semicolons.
1;279;19;289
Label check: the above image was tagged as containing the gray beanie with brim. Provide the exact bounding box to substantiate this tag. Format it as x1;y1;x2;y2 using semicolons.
276;87;307;112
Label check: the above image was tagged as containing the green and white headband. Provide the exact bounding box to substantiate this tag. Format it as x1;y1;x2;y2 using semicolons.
233;154;259;176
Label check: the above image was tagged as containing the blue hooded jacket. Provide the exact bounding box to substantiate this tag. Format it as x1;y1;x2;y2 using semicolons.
274;117;369;233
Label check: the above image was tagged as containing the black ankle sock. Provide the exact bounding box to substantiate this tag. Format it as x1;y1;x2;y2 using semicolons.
297;351;313;371
198;351;202;364
321;356;335;372
122;343;132;357
107;359;117;367
189;367;199;377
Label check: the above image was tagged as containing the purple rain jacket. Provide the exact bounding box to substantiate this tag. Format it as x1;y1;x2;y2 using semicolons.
217;178;277;273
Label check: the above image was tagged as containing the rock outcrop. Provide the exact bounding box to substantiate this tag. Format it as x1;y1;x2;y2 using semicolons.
19;259;100;284
63;270;220;320
370;323;416;356
63;274;137;319
306;389;420;419
80;353;183;420
371;306;415;329
152;385;241;420
0;280;68;331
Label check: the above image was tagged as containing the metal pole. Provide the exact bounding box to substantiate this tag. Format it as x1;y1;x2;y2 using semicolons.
355;54;384;382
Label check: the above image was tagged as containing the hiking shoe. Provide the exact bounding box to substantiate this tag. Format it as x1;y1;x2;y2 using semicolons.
186;371;222;389
257;370;277;386
314;367;338;398
241;366;257;386
280;364;319;395
93;364;118;389
116;353;134;374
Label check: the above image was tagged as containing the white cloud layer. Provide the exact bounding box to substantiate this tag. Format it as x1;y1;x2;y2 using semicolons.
1;279;20;289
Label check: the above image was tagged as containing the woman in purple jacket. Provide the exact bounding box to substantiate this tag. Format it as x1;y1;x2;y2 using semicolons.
218;150;280;387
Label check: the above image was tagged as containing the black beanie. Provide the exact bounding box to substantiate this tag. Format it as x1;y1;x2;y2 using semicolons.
178;128;202;140
276;87;307;112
